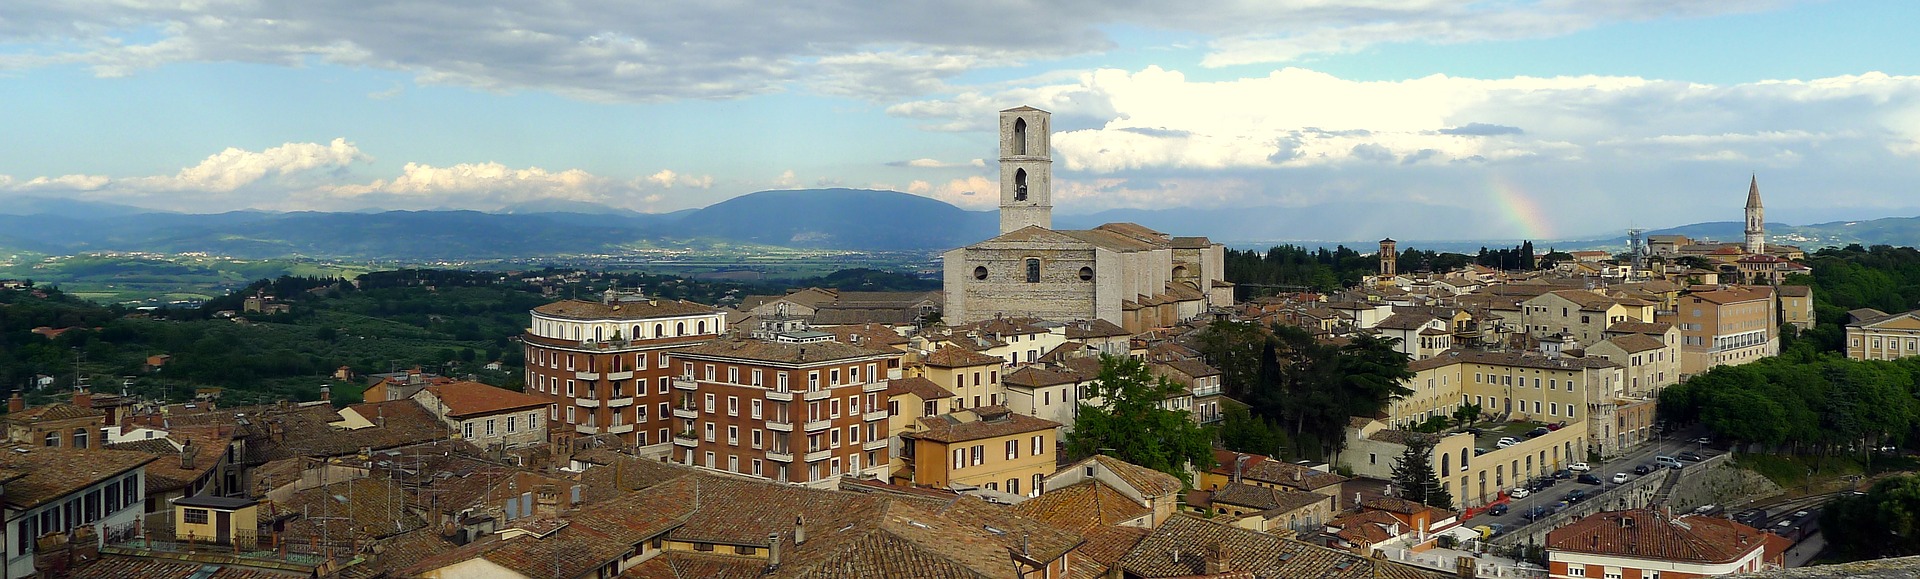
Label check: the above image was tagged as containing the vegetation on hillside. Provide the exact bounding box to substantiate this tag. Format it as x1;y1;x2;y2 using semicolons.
1659;344;1920;457
1823;474;1920;560
1195;320;1414;461
1789;244;1920;352
1224;243;1538;297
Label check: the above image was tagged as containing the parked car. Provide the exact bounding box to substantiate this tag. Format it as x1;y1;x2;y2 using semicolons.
1546;422;1565;431
1475;447;1490;456
1568;462;1592;472
1497;437;1519;448
1678;451;1705;462
1563;490;1588;503
1466;427;1484;436
1510;487;1531;499
1490;503;1509;517
1486;523;1507;537
1527;427;1551;438
1633;464;1653;475
1611;472;1631;484
1655;455;1683;469
1693;437;1713;445
1577;473;1603;485
1553;469;1573;479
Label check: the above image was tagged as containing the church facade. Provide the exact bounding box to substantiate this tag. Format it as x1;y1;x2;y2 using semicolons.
943;106;1232;333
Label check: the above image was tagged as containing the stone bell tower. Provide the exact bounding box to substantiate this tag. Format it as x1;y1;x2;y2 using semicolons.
999;106;1053;234
1744;175;1765;255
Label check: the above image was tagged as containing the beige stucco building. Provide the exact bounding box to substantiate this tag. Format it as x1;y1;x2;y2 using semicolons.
1663;285;1778;375
1847;308;1920;361
943;106;1232;333
1518;290;1656;346
899;406;1058;497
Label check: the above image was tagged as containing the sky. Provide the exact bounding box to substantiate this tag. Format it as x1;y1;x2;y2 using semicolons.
2;0;1918;240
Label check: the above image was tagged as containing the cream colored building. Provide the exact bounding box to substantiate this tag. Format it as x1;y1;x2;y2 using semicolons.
1519;290;1656;346
1586;333;1678;398
1847;308;1920;361
1779;285;1815;331
911;345;1007;411
943;106;1232;333
901;407;1058;497
1341;418;1586;509
1664;285;1778;375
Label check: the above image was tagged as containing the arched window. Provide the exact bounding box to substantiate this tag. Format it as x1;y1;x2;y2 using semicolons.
1440;453;1451;476
1172;265;1188;278
698;320;707;334
655;323;665;337
633;325;643;339
44;431;58;447
1025;259;1041;283
676;322;685;336
1012;118;1027;156
73;428;88;449
595;327;604;342
1014;169;1028;201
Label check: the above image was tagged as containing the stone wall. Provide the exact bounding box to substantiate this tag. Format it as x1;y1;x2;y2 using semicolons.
1661;454;1782;513
1493;466;1668;548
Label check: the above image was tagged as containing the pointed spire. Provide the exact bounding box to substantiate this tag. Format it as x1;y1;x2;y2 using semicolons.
1746;174;1762;209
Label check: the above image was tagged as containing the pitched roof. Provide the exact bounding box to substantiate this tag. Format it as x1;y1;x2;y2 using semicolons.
885;376;955;401
909;407;1059;443
1118;514;1449;579
1063;318;1131;339
423;380;549;418
1407;348;1621;373
1204;482;1330;513
1687;285;1774;305
1160;358;1221;379
673;336;896;365
817;323;909;348
1003;365;1085;388
923;344;1006;368
1607;321;1674;335
0;445;156;509
1777;285;1811;297
1085;455;1185;498
532;298;718;320
1602;333;1669;354
7;401;105;423
1547;509;1766;565
1011;479;1152;533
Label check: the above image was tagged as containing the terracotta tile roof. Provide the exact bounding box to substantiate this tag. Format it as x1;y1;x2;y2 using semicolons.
1361;496;1448;516
1204;482;1330;514
909;406;1059;443
7;401;105;422
1329;509;1407;545
1160;358;1221;379
1408;348;1620;373
1777;285;1811;297
1548;509;1766;565
1086;455;1185;498
1603;333;1668;354
885;376;955;400
273;477;426;542
1687;285;1774;305
423;380;548;418
923;344;1006;368
818;323;909;348
1118;514;1449;579
1012;479;1152;533
250;401;445;462
1212;451;1347;492
673;336;896;365
120;425;232;494
572;449;698;501
950;316;1051;337
1003;366;1085;388
68;557;298;578
1074;525;1152;577
621;551;767;579
1063;319;1131;339
532;298;719;320
0;445;154;509
1366;429;1440;447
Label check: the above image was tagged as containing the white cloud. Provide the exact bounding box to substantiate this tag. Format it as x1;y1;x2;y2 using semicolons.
127;138;369;192
0;174;111;192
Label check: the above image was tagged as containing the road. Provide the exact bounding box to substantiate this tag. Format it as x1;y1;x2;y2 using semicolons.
1462;430;1719;530
1785;532;1827;567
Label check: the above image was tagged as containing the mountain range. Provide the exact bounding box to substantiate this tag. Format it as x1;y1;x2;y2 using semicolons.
1;189;1916;260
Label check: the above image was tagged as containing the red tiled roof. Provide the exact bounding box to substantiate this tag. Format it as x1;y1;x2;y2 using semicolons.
923;345;1005;368
424;380;549;418
1547;509;1766;565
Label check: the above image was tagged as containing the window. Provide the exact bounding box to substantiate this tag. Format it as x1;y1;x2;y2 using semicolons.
485;419;496;436
752;459;763;477
973;266;987;280
727;425;739;445
751;399;763;419
830;368;841;385
971;445;984;466
184;508;209;524
1568;567;1586;577
1006;440;1019;460
1031;435;1044;456
848;425;861;443
704;393;715;412
703;422;715;442
752;369;764;386
752;429;763;449
924;401;938;416
727;396;739;416
727;367;739;384
1007;477;1020;495
728;455;739;472
1025;258;1041;283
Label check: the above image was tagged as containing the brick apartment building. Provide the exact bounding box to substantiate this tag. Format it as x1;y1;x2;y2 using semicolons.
664;314;899;485
523;289;726;448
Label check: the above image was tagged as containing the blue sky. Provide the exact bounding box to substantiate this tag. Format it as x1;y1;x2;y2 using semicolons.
2;0;1916;239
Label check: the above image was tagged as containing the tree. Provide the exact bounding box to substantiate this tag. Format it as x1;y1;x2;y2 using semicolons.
1067;355;1216;485
1389;435;1454;510
1218;402;1286;456
1824;474;1920;561
1451;403;1483;427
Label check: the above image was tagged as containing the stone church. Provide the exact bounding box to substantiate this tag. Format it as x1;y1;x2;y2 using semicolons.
943;106;1233;333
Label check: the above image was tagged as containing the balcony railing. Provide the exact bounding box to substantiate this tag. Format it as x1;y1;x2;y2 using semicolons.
575;371;601;381
764;449;794;462
803;449;833;463
673;377;698;390
576;398;602;408
863;410;888;422
765;390;794;402
673;432;699;447
803;419;833;432
608;397;635;408
766;420;794;432
863;438;888;451
803;389;832;401
607;370;634;381
575;424;602;435
608;424;635;434
672;406;699;419
862;380;889;393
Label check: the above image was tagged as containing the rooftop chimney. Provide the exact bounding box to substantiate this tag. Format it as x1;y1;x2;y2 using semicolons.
794;515;807;545
767;533;782;569
73;387;92;409
180;439;198;470
8;392;22;414
1205;543;1231;575
320;386;331;402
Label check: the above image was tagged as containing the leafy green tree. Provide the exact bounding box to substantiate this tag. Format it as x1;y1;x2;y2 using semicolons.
1451;403;1482;427
1219;402;1286;456
1193;320;1267;399
1389;435;1454;510
1825;474;1920;560
1067;355;1216;486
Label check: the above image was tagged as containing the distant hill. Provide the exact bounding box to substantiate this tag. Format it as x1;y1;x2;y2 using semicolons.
0;196;164;219
1562;215;1920;252
665;188;996;250
1057;201;1482;243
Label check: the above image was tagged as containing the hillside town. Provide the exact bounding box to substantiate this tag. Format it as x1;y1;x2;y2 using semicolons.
5;106;1915;579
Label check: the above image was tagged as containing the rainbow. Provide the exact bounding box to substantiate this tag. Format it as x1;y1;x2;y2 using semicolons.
1488;174;1554;240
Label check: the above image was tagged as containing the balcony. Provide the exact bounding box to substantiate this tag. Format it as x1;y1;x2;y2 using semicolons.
608;424;635;434
574;424;601;435
607;370;634;381
863;380;889;393
766;420;794;432
764;449;794;462
576;398;601;408
864;410;888;422
575;371;601;381
608;397;635;408
863;438;888;451
803;389;832;401
765;390;794;402
672;406;699;419
803;419;833;432
673;432;699;447
673;377;699;391
803;449;833;463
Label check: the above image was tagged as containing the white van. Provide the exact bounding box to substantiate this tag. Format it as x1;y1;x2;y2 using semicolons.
1655;456;1683;469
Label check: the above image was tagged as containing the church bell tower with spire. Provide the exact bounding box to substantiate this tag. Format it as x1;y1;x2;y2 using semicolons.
1744;175;1765;255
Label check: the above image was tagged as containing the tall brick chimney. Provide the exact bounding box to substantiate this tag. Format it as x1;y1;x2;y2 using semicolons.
73;387;92;409
8;392;22;414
